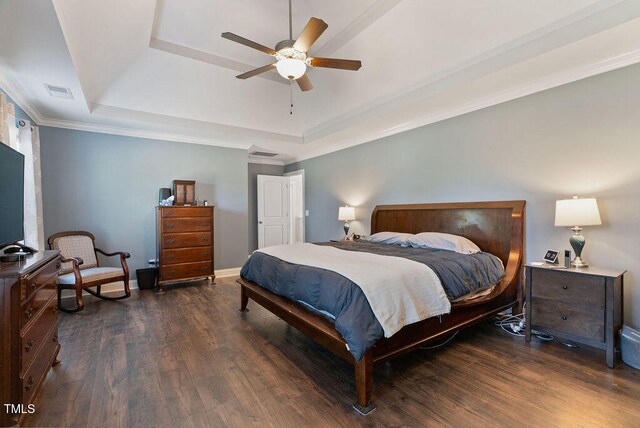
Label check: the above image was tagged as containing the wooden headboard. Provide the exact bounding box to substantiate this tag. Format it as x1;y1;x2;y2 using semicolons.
371;201;525;270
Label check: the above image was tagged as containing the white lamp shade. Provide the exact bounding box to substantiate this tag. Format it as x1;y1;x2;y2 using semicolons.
276;58;306;80
338;206;356;221
555;197;602;227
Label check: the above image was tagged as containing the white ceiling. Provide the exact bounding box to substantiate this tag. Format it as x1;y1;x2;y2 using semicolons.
2;0;640;164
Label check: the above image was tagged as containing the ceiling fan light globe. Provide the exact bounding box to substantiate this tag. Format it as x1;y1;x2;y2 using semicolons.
276;58;306;80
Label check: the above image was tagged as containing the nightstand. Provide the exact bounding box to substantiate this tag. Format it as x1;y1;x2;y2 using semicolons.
525;264;625;367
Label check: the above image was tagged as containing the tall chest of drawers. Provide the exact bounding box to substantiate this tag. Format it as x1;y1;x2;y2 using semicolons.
525;264;625;367
1;251;61;426
156;206;215;290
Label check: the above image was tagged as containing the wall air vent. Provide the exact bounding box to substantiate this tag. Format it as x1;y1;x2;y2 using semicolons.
250;151;278;157
44;84;73;99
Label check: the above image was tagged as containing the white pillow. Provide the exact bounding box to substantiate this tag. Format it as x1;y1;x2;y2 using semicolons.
408;232;481;254
365;231;413;246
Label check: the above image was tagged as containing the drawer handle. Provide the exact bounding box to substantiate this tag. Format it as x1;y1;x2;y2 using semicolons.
166;239;175;244
32;281;38;290
56;261;62;269
167;210;174;215
200;209;208;215
562;285;568;290
166;223;175;229
166;270;175;275
199;221;208;227
52;306;58;314
201;251;209;257
53;334;58;343
24;306;34;320
167;254;174;260
199;237;208;242
562;315;568;320
25;339;34;353
201;266;208;271
25;375;34;392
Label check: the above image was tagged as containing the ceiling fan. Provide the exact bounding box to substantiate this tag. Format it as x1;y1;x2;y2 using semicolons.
221;0;362;92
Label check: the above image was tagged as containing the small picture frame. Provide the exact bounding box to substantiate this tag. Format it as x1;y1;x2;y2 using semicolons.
173;180;196;206
543;249;560;264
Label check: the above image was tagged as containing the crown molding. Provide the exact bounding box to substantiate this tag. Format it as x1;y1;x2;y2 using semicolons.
0;69;45;124
38;116;253;150
287;47;640;165
248;156;286;166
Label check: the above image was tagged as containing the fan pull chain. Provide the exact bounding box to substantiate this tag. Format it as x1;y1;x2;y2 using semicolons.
290;79;294;115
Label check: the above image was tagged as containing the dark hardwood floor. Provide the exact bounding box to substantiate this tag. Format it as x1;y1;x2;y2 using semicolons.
24;277;640;427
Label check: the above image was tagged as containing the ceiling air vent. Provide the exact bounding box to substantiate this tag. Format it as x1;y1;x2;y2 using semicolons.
44;84;73;99
250;151;278;157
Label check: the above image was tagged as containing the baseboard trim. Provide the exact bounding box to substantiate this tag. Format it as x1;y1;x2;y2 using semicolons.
60;280;138;299
60;268;242;299
215;267;242;278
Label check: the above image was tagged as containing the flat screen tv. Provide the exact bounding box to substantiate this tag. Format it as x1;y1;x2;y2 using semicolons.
0;143;25;249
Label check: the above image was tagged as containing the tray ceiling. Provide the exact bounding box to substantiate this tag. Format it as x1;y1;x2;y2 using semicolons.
2;0;640;163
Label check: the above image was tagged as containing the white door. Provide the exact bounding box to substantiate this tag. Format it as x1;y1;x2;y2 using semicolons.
257;175;289;248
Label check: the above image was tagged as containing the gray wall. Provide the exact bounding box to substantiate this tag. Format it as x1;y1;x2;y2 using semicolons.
286;62;640;327
40;127;248;272
247;162;284;254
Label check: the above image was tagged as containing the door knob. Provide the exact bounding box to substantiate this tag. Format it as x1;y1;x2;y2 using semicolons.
259;221;263;224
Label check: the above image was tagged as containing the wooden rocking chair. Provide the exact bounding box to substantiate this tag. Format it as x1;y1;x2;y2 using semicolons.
48;231;131;313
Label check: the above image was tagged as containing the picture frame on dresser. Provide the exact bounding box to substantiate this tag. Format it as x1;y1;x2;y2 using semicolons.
172;180;196;206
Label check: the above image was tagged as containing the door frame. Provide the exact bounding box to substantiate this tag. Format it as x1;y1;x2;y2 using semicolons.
284;169;305;243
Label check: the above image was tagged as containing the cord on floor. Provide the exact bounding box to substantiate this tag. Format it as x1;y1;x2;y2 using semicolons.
493;303;554;341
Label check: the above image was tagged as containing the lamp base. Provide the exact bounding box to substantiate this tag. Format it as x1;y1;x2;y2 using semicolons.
571;256;589;269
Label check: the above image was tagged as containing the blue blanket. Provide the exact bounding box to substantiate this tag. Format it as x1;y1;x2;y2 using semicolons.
240;241;504;361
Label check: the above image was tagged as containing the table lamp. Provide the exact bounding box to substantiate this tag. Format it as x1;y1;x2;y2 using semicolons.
554;196;601;268
338;206;356;239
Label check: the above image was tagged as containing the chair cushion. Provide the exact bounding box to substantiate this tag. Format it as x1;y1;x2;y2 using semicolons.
51;235;98;274
58;267;124;285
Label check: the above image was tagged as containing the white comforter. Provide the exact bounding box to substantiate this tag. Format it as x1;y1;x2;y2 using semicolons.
256;243;451;337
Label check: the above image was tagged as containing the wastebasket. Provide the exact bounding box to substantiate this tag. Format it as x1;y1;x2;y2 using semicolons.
136;268;157;290
621;324;640;370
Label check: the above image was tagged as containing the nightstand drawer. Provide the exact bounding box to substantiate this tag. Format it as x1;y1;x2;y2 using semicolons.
531;298;604;342
532;269;605;309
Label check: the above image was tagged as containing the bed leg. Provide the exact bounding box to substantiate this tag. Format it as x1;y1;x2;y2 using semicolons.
353;350;376;415
239;285;249;312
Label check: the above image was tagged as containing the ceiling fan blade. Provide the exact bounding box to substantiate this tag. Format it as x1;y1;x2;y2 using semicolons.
308;57;362;71
293;18;328;52
236;63;276;79
221;32;276;56
296;74;313;92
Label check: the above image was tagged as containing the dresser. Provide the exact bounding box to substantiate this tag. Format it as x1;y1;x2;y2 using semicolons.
1;251;60;426
156;206;215;291
525;264;625;367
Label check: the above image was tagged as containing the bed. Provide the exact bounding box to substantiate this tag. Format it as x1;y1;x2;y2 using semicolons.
237;200;525;414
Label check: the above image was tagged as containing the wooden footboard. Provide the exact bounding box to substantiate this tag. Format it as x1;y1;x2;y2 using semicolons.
238;200;525;413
